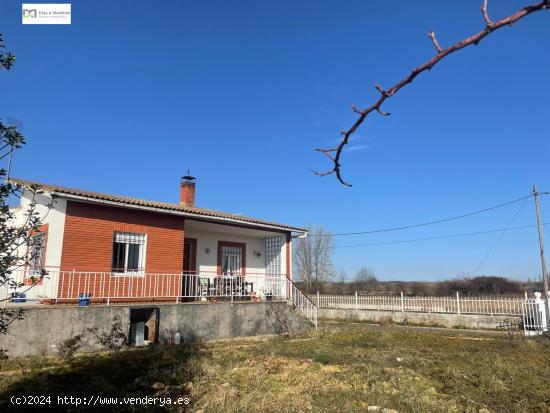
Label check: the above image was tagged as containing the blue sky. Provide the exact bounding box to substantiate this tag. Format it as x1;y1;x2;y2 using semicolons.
1;1;549;281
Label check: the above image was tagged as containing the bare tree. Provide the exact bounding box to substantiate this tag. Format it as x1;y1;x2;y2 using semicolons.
293;226;334;293
314;1;550;186
337;270;348;294
354;267;378;293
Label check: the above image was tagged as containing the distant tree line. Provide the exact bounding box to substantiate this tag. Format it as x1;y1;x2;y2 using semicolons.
302;275;535;297
293;225;540;297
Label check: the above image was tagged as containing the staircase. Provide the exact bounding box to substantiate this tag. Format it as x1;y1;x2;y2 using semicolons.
285;278;318;329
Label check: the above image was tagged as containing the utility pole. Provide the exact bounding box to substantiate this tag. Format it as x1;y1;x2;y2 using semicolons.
533;185;550;331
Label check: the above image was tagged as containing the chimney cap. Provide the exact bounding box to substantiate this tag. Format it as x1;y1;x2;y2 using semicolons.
181;170;196;184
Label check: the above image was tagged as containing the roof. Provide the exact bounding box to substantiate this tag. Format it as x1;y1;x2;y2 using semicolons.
10;178;307;233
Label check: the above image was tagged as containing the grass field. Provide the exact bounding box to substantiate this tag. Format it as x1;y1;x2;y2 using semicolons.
1;325;549;412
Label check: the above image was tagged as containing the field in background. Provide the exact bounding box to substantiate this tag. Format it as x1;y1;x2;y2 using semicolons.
1;325;550;412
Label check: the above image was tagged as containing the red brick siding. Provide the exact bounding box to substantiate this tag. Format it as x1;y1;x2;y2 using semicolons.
58;201;185;301
61;201;185;273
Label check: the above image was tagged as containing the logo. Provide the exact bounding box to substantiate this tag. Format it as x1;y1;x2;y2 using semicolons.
22;9;37;18
22;4;71;25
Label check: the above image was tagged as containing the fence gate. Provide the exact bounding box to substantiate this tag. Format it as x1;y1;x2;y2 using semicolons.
522;292;548;336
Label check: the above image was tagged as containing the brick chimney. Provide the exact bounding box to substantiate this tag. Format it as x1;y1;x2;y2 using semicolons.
180;173;196;208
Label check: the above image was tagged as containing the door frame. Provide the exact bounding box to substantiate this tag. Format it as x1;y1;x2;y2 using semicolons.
217;241;246;276
183;238;197;273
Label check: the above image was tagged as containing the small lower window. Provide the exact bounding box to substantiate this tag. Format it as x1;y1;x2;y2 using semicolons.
112;232;146;274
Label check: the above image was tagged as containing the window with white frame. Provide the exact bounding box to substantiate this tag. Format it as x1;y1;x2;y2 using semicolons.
265;236;283;275
29;233;46;274
111;232;146;274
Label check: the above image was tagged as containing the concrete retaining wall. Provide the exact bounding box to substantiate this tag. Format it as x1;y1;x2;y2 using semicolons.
319;308;520;330
0;301;312;357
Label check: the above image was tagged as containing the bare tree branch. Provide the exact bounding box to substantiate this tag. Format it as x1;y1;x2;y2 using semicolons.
482;0;493;26
314;1;549;186
428;31;443;53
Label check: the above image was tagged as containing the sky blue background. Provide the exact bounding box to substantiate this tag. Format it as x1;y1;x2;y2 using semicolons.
1;1;549;281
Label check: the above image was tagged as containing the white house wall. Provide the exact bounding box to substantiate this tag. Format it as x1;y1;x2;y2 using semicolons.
19;190;67;270
185;228;268;276
184;225;289;299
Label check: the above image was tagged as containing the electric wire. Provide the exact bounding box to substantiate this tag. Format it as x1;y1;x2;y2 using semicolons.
310;194;534;237
333;222;547;249
470;198;528;276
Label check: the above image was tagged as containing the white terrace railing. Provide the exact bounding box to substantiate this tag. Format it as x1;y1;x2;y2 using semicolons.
1;269;318;328
287;281;318;328
313;293;526;316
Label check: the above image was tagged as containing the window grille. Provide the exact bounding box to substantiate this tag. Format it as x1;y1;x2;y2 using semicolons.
221;246;242;275
265;236;283;275
29;233;46;274
112;232;146;274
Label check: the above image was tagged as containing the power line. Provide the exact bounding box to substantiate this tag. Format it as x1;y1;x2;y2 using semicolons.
310;193;534;237
470;198;528;276
333;222;547;249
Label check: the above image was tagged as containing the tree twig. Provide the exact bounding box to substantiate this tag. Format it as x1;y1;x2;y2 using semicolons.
428;31;443;53
313;1;549;186
482;0;494;26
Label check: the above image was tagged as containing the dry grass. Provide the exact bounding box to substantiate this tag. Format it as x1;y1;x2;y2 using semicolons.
1;326;550;412
189;328;550;413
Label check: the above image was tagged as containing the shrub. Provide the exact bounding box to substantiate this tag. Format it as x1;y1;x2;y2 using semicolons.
58;335;82;360
87;315;128;352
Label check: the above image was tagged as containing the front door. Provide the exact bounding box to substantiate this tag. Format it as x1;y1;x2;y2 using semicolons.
218;241;246;276
182;238;197;299
217;241;246;297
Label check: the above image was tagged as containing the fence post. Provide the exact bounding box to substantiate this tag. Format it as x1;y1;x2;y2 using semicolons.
355;291;358;311
317;291;320;306
456;291;460;315
401;291;404;313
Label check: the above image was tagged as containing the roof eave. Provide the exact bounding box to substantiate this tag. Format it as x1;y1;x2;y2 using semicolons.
51;191;307;234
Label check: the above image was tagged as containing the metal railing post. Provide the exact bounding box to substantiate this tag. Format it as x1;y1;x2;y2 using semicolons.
106;273;111;305
401;291;404;313
355;291;358;311
456;291;460;315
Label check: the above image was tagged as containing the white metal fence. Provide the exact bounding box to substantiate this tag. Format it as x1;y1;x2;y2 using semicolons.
1;269;318;328
522;292;548;335
313;292;525;316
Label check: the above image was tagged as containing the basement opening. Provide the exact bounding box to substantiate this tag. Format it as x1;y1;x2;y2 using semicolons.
129;307;159;346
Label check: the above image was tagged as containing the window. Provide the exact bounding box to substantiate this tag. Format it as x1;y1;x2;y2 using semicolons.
220;245;243;276
29;233;46;274
111;232;146;274
265;236;283;275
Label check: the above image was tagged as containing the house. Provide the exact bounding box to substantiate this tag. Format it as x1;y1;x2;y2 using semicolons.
8;176;308;305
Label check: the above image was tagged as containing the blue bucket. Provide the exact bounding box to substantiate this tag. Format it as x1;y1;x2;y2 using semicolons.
11;292;26;303
78;293;90;306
